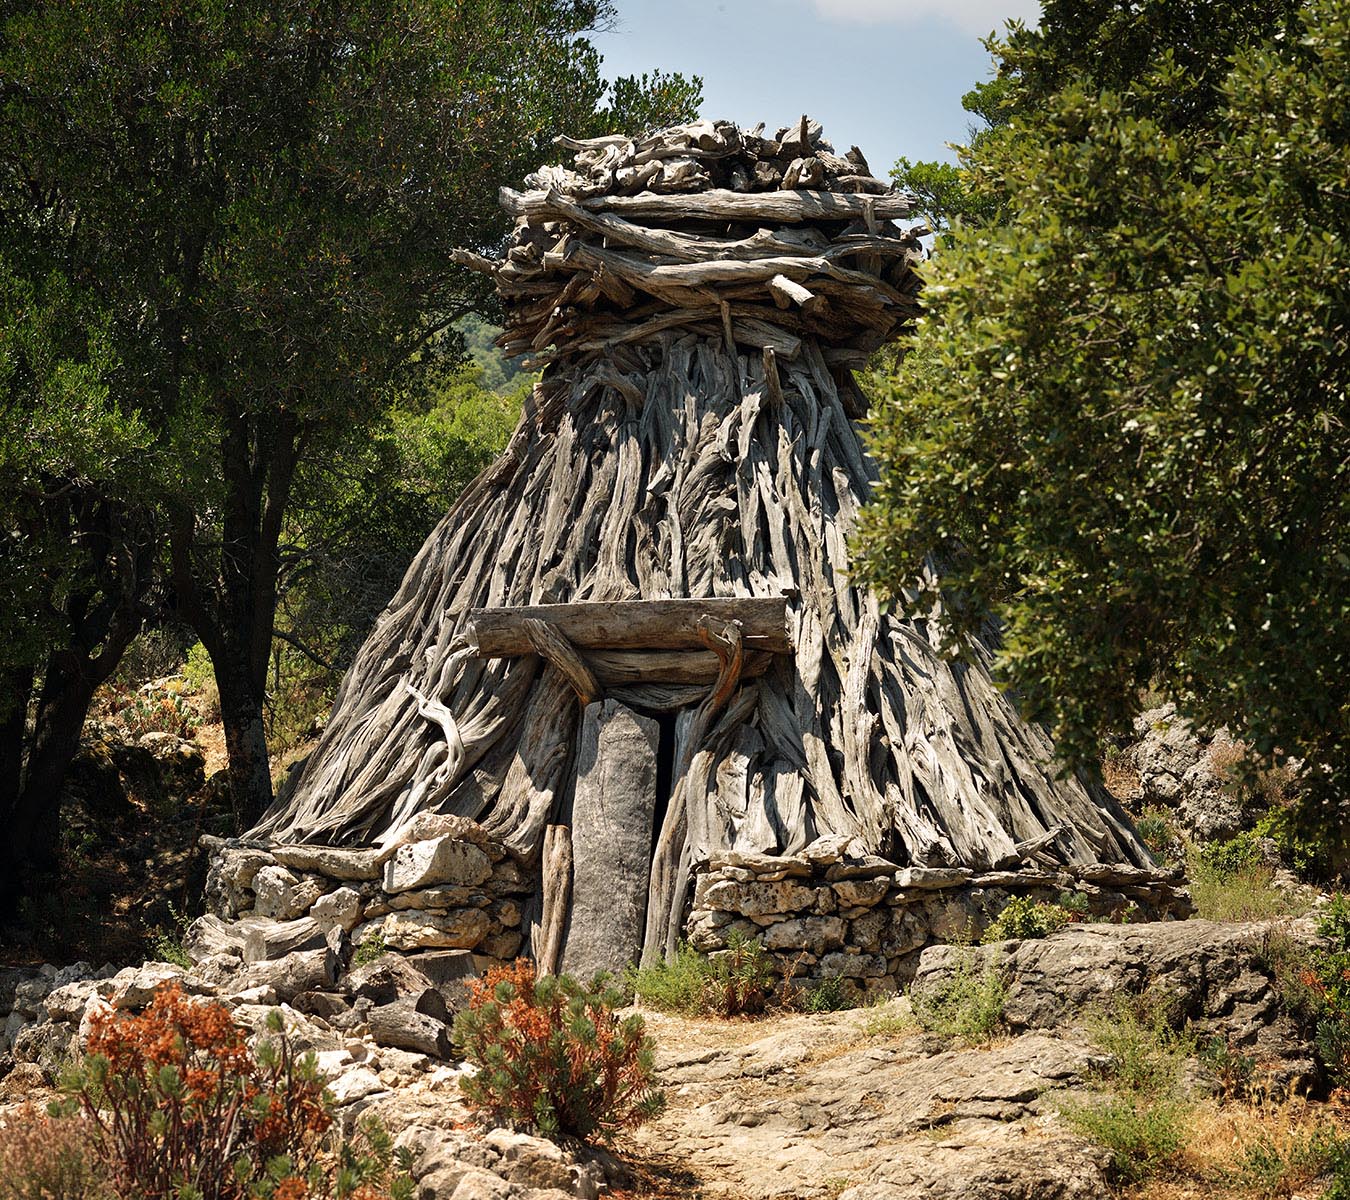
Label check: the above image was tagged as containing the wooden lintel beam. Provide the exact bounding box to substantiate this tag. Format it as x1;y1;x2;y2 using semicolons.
464;597;791;656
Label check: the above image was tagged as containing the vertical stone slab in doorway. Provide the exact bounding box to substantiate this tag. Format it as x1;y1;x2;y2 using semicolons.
559;699;660;981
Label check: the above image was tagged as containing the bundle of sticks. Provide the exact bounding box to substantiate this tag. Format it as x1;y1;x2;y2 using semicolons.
455;117;926;372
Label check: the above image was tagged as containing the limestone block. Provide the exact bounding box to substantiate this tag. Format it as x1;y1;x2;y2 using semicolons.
489;898;521;928
271;844;386;881
833;878;890;908
383;837;493;894
826;854;899;881
358;909;491;952
817;950;887;978
699;878;817;917
107;963;189;1009
894;867;973;890
480;931;522;960
252;865;305;920
707;851;811;880
395;813;504;858
762;916;846;956
485;858;532;895
850;908;888;953
311;886;364;934
801;834;861;865
388;886;484;911
688;916;759;952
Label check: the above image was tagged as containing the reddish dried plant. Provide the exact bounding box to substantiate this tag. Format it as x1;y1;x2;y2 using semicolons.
454;961;665;1142
61;983;410;1200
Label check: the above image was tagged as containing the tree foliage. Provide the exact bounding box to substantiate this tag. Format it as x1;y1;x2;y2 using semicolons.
856;0;1349;833
0;0;700;829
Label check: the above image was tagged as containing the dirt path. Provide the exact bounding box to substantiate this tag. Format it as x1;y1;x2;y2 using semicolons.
618;1003;1111;1200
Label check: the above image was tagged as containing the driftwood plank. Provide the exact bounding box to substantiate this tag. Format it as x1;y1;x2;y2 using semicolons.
465;597;790;656
580;187;912;223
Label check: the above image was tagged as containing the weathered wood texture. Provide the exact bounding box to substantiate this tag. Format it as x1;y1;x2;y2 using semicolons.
532;824;572;976
250;117;1154;966
466;598;790;655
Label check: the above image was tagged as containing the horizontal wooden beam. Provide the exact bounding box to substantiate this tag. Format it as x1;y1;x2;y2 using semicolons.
464;597;790;656
578;188;912;225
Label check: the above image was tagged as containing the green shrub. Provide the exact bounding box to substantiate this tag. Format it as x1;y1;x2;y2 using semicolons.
1231;1125;1350;1198
1189;835;1303;923
1060;1095;1187;1184
1134;807;1180;865
861;1002;917;1039
1196;1034;1255;1100
627;943;709;1014
181;641;221;722
629;934;775;1018
1301;893;1350;1087
801;975;856;1013
1255;806;1331;882
146;903;193;970
1196;830;1263;880
454;961;664;1143
352;933;388;968
1056;890;1092;922
1085;995;1193;1096
910;951;1006;1044
701;934;776;1017
982;895;1068;943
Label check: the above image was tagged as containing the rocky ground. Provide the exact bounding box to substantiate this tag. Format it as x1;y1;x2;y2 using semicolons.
1;914;1341;1199
0;690;1341;1197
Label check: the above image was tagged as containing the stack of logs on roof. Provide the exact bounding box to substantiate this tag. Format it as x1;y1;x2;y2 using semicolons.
454;116;925;375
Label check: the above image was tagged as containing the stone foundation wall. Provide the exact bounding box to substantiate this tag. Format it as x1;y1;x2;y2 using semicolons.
203;814;534;964
204;819;1190;999
687;837;1193;996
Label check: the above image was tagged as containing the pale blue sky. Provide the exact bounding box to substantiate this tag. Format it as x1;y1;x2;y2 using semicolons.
593;0;1041;176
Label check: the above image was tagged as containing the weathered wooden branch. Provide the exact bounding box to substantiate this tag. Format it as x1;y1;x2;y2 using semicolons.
580;188;912;223
533;823;572;975
522;618;601;705
465;598;790;656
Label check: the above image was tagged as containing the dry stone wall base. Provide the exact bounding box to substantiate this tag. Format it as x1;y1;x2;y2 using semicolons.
688;839;1193;994
203;826;1193;1003
202;824;532;971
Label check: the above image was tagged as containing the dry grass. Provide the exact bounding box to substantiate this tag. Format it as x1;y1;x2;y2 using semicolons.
1128;1092;1347;1199
1103;751;1142;801
1188;858;1309;924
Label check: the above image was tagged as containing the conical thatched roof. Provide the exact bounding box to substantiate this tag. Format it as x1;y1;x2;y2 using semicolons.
252;118;1152;963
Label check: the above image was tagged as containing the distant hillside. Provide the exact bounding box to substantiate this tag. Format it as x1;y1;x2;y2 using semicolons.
457;313;532;394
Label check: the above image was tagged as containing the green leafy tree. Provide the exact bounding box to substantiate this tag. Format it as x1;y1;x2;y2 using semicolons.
890;75;1015;233
266;366;524;757
0;0;701;827
855;0;1349;842
0;267;162;890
